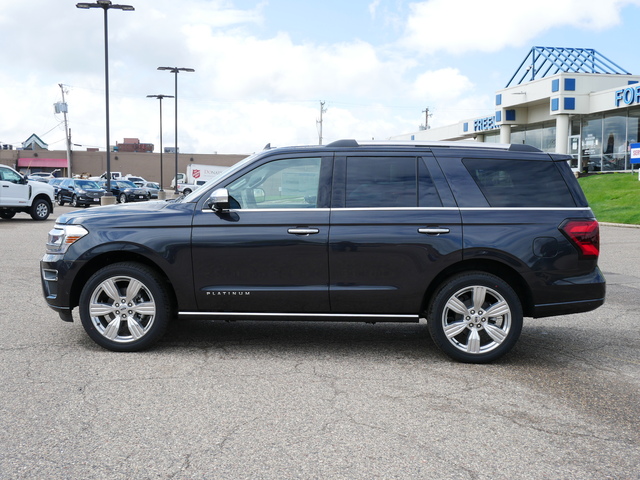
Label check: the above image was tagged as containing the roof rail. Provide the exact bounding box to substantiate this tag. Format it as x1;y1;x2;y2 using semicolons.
325;139;541;152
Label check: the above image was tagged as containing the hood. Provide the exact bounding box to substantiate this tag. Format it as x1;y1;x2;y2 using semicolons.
56;200;195;226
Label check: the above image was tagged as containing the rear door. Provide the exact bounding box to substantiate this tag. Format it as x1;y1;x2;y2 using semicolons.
328;152;463;315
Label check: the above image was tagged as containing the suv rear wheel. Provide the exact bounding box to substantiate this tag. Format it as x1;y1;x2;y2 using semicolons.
427;272;523;363
79;262;172;352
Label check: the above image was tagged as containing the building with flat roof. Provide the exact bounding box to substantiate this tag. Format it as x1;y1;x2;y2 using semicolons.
392;47;640;172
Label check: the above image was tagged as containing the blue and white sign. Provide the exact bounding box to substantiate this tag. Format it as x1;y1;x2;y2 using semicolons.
474;116;496;132
615;85;640;107
630;143;640;164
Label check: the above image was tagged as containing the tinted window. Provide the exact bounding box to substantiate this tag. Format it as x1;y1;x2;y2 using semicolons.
227;157;321;209
344;157;441;208
418;158;442;207
463;158;576;207
346;157;416;208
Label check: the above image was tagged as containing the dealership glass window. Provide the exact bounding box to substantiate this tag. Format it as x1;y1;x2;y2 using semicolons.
628;110;640;166
603;113;627;170
511;129;525;145
540;123;556;152
581;115;603;172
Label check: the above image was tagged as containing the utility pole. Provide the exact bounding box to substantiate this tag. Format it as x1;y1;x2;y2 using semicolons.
421;107;432;131
317;101;327;145
58;83;72;176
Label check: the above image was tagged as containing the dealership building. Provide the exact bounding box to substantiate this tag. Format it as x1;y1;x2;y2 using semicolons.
392;47;640;172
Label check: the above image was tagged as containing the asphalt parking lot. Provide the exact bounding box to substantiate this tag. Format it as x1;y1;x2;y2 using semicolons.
1;207;639;480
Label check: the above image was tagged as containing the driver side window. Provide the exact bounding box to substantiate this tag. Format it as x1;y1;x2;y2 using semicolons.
227;157;321;209
0;167;22;183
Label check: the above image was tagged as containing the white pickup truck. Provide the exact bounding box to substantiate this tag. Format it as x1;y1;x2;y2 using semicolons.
0;164;55;220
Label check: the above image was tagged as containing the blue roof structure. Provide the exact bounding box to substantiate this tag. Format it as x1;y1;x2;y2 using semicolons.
506;46;631;88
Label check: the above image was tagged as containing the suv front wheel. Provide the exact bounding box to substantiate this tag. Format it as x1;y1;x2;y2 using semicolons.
79;262;172;352
427;272;523;363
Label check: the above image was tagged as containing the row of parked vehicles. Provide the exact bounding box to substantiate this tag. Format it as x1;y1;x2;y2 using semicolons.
49;177;161;207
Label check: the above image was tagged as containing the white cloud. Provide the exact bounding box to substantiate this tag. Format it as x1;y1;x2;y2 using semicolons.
401;0;640;55
411;68;474;101
2;0;639;154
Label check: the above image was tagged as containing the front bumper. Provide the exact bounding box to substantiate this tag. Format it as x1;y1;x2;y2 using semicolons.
40;254;76;322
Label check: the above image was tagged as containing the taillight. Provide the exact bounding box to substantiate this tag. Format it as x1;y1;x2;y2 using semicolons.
559;219;600;257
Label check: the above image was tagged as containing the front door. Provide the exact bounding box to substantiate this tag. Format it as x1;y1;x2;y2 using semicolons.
0;167;30;206
191;155;332;313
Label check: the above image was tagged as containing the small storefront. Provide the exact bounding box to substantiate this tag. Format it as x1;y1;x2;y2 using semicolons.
17;157;69;176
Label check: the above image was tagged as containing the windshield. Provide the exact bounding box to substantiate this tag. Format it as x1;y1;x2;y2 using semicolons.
76;180;100;189
181;153;257;202
117;181;137;188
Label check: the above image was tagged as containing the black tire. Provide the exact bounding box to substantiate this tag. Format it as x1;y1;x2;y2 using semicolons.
71;195;78;207
0;210;16;220
182;189;192;195
30;198;51;221
427;272;523;363
57;194;65;206
78;262;172;352
119;193;127;203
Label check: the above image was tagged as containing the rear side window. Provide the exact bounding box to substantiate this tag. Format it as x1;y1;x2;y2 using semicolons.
463;158;576;207
345;157;441;208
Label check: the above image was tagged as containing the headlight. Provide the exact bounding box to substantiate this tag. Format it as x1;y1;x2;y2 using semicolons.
46;224;89;254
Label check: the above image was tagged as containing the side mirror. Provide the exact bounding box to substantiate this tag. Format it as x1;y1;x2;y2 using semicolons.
208;188;230;212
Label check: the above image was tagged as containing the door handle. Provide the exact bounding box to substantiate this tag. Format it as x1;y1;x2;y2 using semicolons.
288;228;320;235
418;227;450;235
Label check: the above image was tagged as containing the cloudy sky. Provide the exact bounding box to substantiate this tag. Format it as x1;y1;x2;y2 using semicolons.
2;0;640;154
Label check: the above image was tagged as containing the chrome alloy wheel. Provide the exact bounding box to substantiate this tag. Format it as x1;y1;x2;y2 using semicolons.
88;275;157;344
441;285;512;355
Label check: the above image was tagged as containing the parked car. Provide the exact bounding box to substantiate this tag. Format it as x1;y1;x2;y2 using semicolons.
124;175;147;185
0;164;55;220
98;180;149;203
48;177;65;195
40;140;605;363
56;179;105;207
89;171;122;181
137;181;160;199
28;172;56;182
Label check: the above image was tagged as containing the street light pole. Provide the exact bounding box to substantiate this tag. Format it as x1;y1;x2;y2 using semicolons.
157;66;195;195
147;94;173;200
76;1;134;203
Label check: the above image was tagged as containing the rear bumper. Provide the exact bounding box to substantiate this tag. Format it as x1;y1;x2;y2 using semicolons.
531;267;606;318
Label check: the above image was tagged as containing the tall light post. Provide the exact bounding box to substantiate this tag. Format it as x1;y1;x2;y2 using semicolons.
157;66;195;195
76;1;134;203
146;94;173;200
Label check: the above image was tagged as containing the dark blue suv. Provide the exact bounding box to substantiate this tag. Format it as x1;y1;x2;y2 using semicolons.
40;140;605;362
